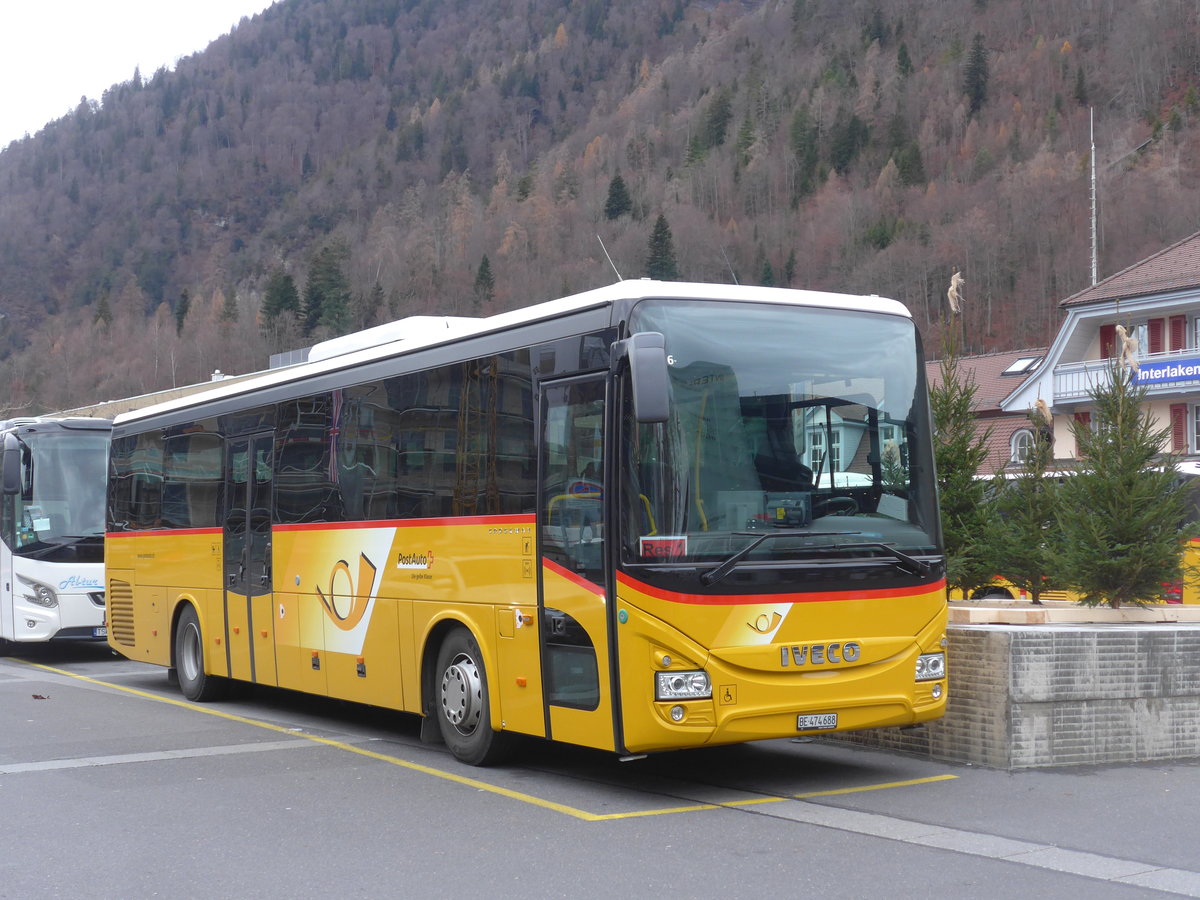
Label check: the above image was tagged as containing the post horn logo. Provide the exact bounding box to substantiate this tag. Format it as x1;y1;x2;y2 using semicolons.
748;611;783;634
316;553;378;631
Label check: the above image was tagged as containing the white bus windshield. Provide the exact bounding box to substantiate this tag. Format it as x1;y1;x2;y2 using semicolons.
621;299;940;568
4;431;108;559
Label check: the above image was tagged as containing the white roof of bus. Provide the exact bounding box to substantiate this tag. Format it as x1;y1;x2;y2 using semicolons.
113;280;910;426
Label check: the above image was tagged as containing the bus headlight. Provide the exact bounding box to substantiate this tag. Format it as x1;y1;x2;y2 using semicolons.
17;575;58;609
915;652;945;682
655;670;712;701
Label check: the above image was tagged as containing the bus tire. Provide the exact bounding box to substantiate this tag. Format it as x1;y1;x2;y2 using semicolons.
434;626;514;766
175;605;228;702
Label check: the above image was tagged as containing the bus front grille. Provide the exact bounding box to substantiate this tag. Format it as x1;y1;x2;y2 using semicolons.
107;579;135;647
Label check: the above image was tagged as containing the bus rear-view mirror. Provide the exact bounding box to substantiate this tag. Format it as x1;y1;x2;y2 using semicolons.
1;433;20;495
620;332;670;423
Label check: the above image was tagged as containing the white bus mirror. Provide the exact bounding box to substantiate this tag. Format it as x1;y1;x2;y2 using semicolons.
2;433;20;495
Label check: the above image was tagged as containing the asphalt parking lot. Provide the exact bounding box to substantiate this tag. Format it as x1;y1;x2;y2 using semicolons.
3;642;1198;899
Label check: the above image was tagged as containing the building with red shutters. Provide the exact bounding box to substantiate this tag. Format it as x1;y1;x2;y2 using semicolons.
1003;230;1200;462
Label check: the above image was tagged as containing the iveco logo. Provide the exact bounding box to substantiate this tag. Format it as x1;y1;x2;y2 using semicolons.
780;642;861;666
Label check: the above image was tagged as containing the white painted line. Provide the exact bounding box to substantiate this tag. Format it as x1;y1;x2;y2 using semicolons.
766;800;1200;898
0;739;316;775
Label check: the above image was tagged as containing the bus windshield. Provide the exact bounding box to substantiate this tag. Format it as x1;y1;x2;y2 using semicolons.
4;430;108;558
621;299;940;571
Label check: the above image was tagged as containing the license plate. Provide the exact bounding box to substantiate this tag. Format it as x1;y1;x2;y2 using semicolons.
797;713;837;731
93;626;107;638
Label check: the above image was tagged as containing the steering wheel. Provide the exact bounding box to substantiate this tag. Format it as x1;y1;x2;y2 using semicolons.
815;495;858;517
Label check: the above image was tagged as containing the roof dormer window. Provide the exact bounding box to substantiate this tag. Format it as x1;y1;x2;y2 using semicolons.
1002;356;1043;375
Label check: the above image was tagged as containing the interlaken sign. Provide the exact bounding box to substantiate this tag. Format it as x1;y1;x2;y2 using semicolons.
1134;357;1200;385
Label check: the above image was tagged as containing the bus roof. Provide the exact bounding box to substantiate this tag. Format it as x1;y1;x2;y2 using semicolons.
0;416;112;433
113;280;910;428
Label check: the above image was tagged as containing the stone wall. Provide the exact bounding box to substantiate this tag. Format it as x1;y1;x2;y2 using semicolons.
832;624;1200;768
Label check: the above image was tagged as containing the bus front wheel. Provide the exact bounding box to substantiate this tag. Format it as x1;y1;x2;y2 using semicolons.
434;627;514;766
175;605;228;702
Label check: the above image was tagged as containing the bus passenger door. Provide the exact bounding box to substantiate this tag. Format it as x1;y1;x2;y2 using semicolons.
223;433;277;686
538;376;615;752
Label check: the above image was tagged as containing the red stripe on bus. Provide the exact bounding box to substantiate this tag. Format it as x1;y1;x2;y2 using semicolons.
274;514;535;533
617;571;946;606
541;556;605;596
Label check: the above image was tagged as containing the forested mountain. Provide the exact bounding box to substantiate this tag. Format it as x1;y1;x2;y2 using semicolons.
2;0;1200;413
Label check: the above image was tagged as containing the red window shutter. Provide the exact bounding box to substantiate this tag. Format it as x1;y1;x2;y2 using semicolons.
1074;411;1091;458
1172;403;1188;452
1170;315;1187;351
1148;318;1165;354
1099;324;1116;358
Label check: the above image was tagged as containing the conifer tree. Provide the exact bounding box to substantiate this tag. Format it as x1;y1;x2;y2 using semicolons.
175;289;190;336
963;33;989;115
1073;65;1088;107
896;143;926;186
701;87;734;150
262;270;301;328
783;249;797;286
829;112;869;174
220;287;238;322
928;329;993;596
759;257;775;287
603;172;632;220
645;214;680;281
736;116;755;167
981;407;1061;603
790;106;819;199
302;245;352;336
94;295;112;329
1056;364;1196;608
473;254;496;303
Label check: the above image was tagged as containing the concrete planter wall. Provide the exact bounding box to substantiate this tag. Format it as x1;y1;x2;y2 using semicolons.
833;623;1200;768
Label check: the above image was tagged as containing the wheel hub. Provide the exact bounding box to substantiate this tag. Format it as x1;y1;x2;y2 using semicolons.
440;653;483;734
180;624;201;681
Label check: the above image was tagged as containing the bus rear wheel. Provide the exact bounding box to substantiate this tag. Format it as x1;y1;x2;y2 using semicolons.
434;627;513;766
175;605;228;702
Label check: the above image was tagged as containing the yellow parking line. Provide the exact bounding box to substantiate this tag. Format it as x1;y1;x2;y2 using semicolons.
20;660;602;820
19;659;954;820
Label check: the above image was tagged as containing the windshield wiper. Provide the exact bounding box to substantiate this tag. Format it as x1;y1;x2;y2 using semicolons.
699;531;936;585
699;530;855;586
822;542;936;577
15;534;103;558
15;541;69;559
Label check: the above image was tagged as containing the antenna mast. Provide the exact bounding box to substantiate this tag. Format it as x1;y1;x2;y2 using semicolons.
596;235;622;281
1090;107;1098;285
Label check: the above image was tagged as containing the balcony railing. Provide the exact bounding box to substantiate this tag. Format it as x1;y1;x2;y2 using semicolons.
1055;351;1200;401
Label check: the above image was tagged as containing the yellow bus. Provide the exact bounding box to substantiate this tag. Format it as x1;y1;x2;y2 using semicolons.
106;280;947;765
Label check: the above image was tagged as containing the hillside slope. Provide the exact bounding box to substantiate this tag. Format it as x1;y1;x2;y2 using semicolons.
1;0;1199;412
